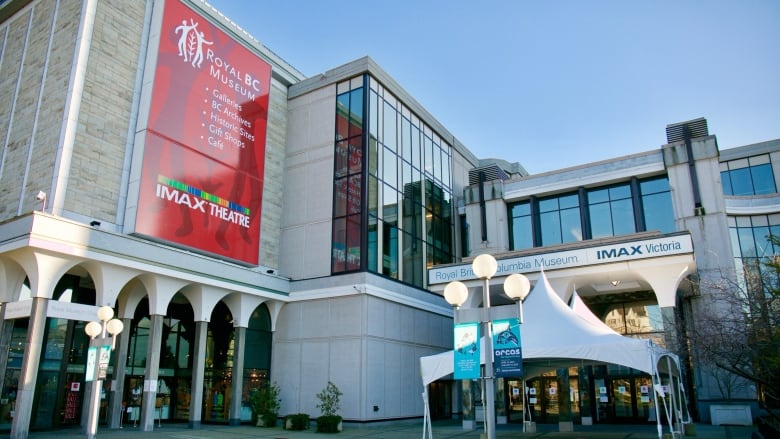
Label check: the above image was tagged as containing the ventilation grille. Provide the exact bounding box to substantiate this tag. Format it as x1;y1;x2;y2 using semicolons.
468;164;510;186
666;118;709;144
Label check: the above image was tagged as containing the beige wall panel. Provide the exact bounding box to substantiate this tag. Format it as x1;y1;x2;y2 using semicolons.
66;0;146;221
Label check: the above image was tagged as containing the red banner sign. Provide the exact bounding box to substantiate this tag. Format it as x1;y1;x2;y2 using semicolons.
135;0;271;265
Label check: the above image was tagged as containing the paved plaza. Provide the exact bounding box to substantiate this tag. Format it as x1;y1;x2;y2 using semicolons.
3;420;757;439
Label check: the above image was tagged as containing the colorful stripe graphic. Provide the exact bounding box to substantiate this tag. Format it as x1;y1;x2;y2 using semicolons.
157;175;250;215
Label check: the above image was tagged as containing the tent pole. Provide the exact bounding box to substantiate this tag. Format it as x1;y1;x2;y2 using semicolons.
666;357;677;438
422;388;433;439
652;353;663;439
522;378;526;432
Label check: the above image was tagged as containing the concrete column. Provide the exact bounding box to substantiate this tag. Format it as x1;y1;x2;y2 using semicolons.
188;321;207;428
661;306;680;352
9;297;49;439
229;326;246;425
107;317;132;429
139;314;163;431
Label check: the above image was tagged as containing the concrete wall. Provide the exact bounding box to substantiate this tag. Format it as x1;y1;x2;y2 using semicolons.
0;0;81;219
272;292;450;421
279;84;336;279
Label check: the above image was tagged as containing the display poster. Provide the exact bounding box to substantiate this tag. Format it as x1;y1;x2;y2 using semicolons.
85;346;97;382
453;322;480;379
135;0;272;265
98;345;111;380
492;318;522;377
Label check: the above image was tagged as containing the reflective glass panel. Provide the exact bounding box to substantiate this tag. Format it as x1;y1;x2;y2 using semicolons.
730;167;753;196
349;88;363;138
642;192;675;233
612;198;635;236
589;202;612;239
383;102;397;152
752;164;776;195
334;141;348;177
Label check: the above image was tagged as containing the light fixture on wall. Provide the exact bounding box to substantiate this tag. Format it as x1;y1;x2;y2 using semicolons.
36;191;47;212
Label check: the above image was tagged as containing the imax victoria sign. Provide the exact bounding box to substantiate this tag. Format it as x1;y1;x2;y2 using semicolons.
428;234;693;285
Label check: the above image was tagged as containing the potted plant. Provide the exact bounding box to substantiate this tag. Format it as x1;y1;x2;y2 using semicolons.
284;413;310;430
250;382;281;427
315;381;343;433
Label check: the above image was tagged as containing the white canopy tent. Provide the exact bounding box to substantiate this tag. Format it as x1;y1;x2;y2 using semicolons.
420;271;690;439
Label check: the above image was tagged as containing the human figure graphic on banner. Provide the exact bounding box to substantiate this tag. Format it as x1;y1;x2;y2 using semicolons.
174;19;198;62
191;31;213;68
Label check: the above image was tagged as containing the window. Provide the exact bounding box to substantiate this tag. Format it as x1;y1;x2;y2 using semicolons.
588;184;635;239
640;176;675;233
332;79;365;273
721;155;776;196
509;201;533;250
507;175;675;250
728;214;780;295
538;193;582;245
334;76;454;287
596;298;665;347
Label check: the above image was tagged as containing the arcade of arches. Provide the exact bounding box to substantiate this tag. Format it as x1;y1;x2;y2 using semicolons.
0;249;280;432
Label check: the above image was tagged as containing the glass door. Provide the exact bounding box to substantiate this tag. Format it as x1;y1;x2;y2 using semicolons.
506;379;525;422
611;378;633;419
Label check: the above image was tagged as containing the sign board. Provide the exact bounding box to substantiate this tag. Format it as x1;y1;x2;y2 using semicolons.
134;0;272;265
453;322;480;379
429;234;693;285
492;318;522;377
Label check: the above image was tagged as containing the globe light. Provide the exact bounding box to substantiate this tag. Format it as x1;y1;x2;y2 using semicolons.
106;319;124;336
443;281;469;308
504;273;531;302
85;321;102;338
97;305;114;322
472;254;498;279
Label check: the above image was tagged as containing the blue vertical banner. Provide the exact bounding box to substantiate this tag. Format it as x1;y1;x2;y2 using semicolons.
453;322;480;379
493;318;522;377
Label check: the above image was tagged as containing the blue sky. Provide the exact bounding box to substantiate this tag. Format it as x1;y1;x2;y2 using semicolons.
207;0;779;174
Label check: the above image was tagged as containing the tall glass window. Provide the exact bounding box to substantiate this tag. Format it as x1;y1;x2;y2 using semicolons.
640;176;675;233
728;214;780;295
538;193;582;245
509;201;533;250
332;77;365;273
588;184;635;239
333;76;454;287
721;154;777;196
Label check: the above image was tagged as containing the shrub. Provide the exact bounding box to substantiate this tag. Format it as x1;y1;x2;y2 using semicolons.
315;381;343;433
284;413;310;430
316;381;342;417
315;414;342;433
249;382;281;427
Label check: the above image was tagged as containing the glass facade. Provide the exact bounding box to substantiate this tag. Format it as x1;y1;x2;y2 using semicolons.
332;76;454;287
509;176;675;250
728;214;780;294
721;154;776;196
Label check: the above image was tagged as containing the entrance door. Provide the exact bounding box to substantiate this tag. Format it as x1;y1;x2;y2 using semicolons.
428;381;452;420
526;377;559;424
611;378;633;420
506;379;526;423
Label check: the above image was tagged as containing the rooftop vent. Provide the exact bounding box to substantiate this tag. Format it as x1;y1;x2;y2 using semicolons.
666;118;708;144
468;164;510;186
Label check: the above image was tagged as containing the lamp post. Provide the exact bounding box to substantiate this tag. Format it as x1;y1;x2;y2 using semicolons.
84;306;124;439
444;254;530;439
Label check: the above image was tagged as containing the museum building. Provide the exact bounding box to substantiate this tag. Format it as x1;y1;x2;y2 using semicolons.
0;0;777;436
